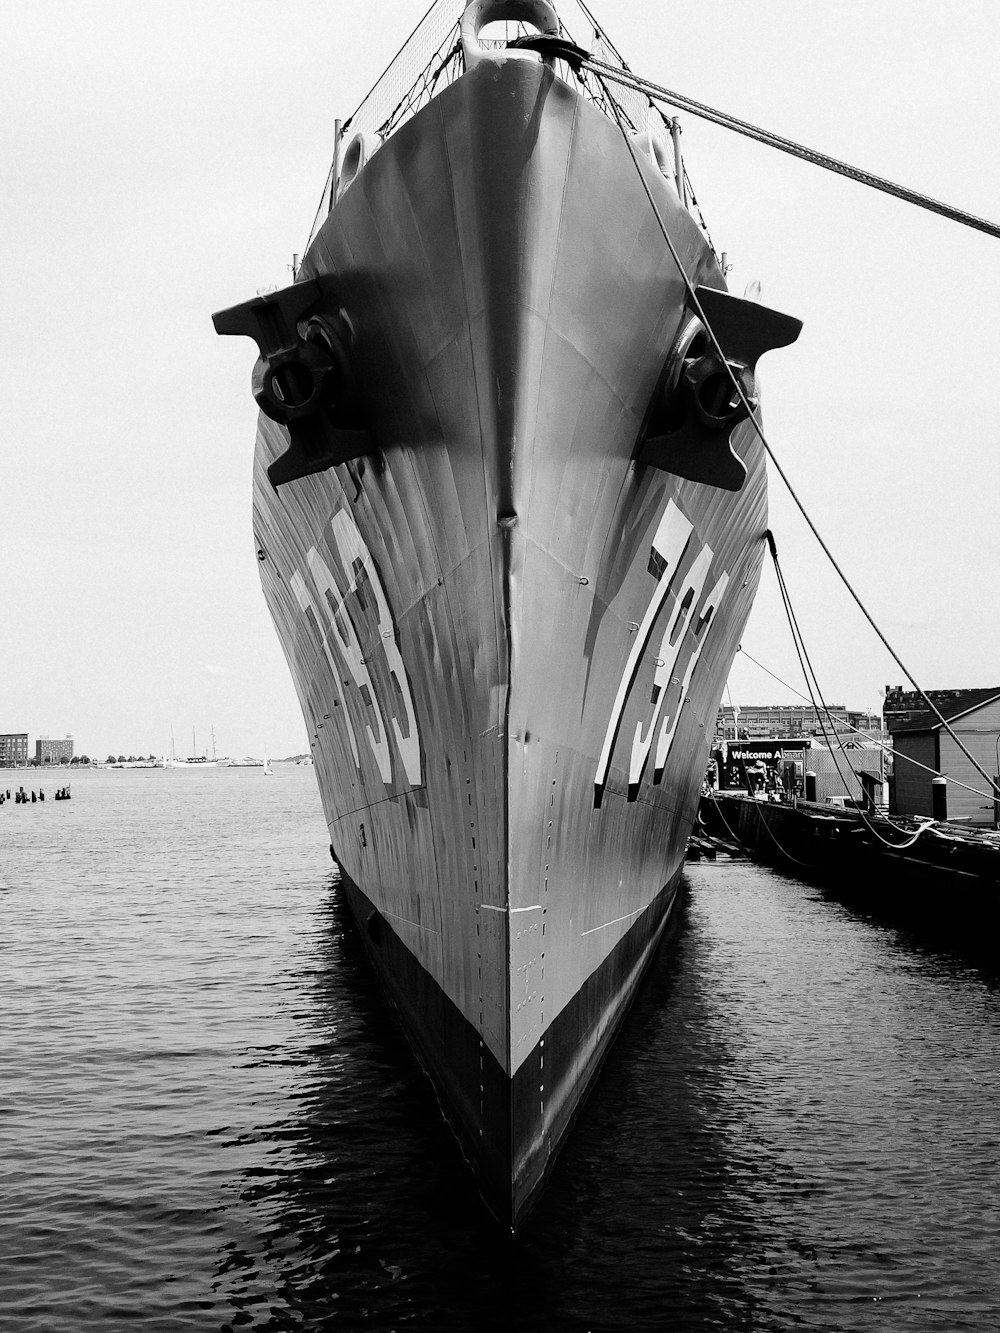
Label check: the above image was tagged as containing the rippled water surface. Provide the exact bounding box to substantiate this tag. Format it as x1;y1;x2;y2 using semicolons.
2;766;999;1330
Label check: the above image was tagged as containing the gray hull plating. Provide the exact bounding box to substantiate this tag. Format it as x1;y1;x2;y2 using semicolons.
251;59;766;1224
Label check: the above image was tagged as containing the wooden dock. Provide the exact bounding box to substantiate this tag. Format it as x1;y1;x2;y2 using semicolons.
698;793;1000;937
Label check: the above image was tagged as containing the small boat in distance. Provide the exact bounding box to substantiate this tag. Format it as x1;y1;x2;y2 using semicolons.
166;725;225;767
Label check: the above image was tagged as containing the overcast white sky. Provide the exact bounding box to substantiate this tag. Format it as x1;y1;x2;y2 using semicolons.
3;1;998;758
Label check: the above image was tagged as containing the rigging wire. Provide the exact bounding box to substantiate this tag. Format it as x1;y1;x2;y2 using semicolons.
573;0;631;68
715;552;934;859
717;621;857;868
375;31;462;139
766;535;888;840
302;18;994;801
581;54;1000;242
348;0;444;132
735;645;995;802
712;696;843;868
768;536;932;850
590;68;999;798
304;0;454;252
704;784;829;870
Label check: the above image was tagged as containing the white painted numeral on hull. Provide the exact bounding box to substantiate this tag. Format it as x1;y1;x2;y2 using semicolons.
329;511;422;786
629;541;714;787
308;545;393;783
594;500;693;791
595;498;730;800
290;568;362;769
651;570;729;783
292;507;423;789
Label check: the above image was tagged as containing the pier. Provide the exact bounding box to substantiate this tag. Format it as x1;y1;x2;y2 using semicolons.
699;792;1000;937
0;785;70;806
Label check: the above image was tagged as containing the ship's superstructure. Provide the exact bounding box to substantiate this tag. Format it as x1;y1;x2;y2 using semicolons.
215;0;799;1226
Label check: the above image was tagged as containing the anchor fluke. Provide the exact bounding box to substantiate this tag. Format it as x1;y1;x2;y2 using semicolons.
639;286;801;491
213;278;374;487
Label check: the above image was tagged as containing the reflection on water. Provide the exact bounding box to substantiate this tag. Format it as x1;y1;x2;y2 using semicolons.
212;888;759;1331
2;769;999;1330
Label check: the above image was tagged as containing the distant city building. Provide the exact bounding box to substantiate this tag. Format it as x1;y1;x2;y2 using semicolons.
0;732;29;767
35;735;74;765
714;703;881;741
884;685;1000;825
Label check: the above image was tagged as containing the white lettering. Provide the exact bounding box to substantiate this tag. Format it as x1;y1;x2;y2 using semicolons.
595;498;730;800
291;507;423;791
594;500;693;791
329;511;422;786
307;545;393;784
653;570;729;779
629;543;714;788
289;569;361;768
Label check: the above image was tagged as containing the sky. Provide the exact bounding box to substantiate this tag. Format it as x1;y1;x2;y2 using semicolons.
3;1;999;759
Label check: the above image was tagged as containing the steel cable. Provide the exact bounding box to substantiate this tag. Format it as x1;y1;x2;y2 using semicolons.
734;646;995;802
591;69;1000;798
583;54;1000;241
769;539;933;850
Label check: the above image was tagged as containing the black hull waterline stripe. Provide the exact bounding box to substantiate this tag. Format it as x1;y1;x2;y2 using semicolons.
340;865;682;1229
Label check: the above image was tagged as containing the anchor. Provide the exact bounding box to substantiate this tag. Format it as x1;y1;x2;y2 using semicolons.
639;286;802;491
213;277;373;487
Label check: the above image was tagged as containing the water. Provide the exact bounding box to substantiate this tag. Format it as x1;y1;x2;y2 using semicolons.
2;767;999;1330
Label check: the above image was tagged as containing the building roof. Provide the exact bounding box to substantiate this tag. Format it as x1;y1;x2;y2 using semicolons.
885;687;1000;734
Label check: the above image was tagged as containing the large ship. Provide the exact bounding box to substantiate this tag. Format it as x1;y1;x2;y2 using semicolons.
215;0;799;1227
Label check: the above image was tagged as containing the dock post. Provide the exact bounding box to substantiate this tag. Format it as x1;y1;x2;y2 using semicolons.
932;776;948;822
805;770;816;803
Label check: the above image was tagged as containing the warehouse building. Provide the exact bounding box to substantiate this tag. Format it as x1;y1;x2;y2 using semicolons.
884;686;1000;825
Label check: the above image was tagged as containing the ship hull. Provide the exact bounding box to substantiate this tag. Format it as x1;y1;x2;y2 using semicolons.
250;58;766;1225
340;860;682;1220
